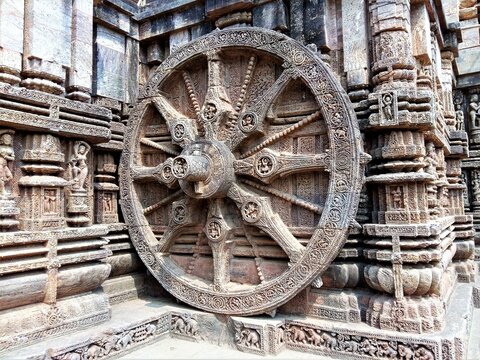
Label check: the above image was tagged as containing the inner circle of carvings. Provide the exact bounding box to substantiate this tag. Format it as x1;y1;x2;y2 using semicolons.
203;103;218;121
172;204;187;224
161;165;174;182
239;112;258;132
255;155;275;177
206;220;223;241
173;123;186;140
241;201;261;223
172;158;188;178
119;27;366;315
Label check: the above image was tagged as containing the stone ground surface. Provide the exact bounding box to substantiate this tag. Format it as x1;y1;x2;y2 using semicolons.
467;301;480;360
3;284;480;359
119;337;334;359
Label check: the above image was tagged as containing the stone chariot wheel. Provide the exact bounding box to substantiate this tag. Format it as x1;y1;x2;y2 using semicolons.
120;28;368;315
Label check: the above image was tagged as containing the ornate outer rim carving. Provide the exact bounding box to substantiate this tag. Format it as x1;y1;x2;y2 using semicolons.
120;27;366;315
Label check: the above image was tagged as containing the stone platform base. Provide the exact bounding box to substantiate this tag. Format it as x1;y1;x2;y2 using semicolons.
101;273;146;305
0;292;110;353
3;283;478;360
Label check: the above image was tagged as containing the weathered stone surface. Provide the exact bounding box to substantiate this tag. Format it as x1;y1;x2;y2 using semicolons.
252;0;288;31
94;25;126;101
342;0;370;89
94;3;131;34
411;3;433;65
205;0;254;18
169;29;191;52
139;3;205;40
135;0;197;20
0;0;24;84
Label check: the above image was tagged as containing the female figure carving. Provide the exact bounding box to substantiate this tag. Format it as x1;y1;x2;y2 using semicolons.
70;141;90;191
0;130;15;197
469;94;480;129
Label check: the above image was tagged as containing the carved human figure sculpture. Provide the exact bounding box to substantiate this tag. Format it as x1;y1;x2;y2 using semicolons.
472;171;480;203
70;141;90;191
469;94;480;129
103;193;113;213
456;110;465;131
391;187;403;209
424;142;438;177
0;130;15;197
382;93;394;121
44;189;57;214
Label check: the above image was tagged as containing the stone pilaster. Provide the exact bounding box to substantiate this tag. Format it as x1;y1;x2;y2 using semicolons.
0;129;19;231
0;0;24;85
361;0;463;333
94;152;119;224
18;133;68;231
22;0;73;95
66;0;93;102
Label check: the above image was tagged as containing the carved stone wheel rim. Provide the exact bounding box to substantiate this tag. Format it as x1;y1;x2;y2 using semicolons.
120;27;367;315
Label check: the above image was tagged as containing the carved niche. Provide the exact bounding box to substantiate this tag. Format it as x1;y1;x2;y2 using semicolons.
119;28;368;315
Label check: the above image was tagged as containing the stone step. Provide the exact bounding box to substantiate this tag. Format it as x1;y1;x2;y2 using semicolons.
3;282;477;360
118;337;335;360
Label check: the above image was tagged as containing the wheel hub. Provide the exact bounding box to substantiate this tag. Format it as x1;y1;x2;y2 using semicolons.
173;139;235;199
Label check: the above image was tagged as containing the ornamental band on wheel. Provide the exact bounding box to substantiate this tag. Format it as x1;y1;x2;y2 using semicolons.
119;27;369;315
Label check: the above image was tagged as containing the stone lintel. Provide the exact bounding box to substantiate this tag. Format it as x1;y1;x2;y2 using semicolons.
135;0;198;21
364;215;457;237
366;172;435;183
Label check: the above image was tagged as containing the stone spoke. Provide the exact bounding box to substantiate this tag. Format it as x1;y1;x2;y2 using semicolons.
181;71;202;120
234;148;331;184
227;183;305;263
143;190;183;216
204;199;234;291
131;158;178;188
199;50;234;141
241;179;324;215
227;68;295;151
151;95;198;147
156;197;204;253
223;55;257;139
140;137;181;157
239;110;322;159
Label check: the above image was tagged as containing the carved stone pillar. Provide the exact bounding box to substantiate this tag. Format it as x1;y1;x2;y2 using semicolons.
0;0;24;85
462;88;480;272
94;152;119;224
448;158;476;282
369;0;416;91
22;0;73;95
66;0;93;102
18;133;67;231
362;0;460;333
